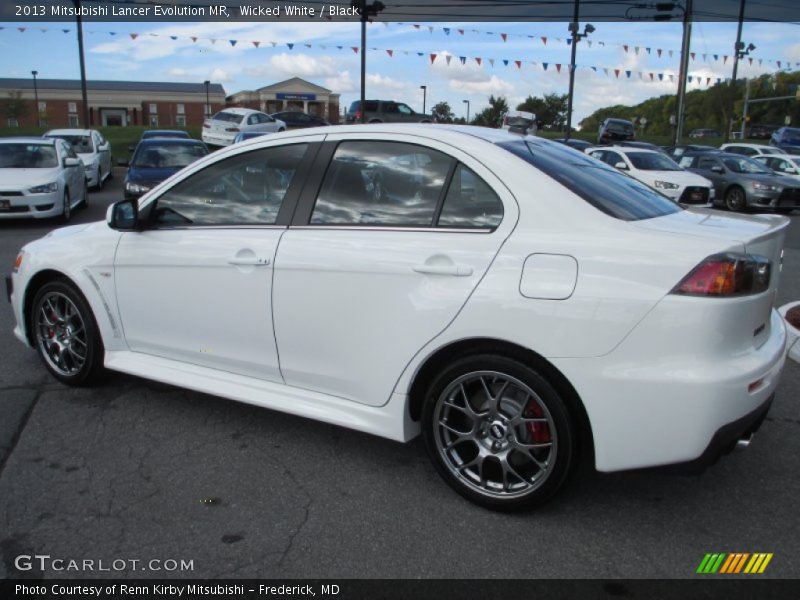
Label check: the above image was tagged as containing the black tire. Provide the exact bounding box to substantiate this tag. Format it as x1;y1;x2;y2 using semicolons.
724;186;747;212
95;166;103;191
422;353;576;511
82;179;90;208
30;279;105;386
61;189;72;222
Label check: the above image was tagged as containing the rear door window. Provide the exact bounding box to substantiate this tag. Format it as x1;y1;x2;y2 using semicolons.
437;164;503;229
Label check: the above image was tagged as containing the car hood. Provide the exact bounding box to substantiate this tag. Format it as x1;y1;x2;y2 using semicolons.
45;222;94;238
0;167;61;189
126;166;183;185
640;170;712;187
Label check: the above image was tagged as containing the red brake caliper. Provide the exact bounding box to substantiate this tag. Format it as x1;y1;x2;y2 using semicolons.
524;400;551;444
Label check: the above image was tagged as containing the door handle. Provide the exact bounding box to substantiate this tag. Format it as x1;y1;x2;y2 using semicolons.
413;264;473;277
228;256;270;266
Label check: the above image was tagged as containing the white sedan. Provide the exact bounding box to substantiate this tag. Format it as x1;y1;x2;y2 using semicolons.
202;107;286;147
6;125;788;510
754;154;800;180
0;137;87;221
44;129;112;189
587;146;715;206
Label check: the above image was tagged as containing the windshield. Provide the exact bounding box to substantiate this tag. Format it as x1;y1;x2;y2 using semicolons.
212;112;244;124
0;143;59;168
132;144;208;169
782;128;800;142
627;152;682;171
721;156;771;174
46;134;93;153
498;139;681;221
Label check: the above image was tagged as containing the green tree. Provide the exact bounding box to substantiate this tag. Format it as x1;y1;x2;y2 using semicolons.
472;95;509;127
516;93;568;130
431;100;455;123
0;90;29;125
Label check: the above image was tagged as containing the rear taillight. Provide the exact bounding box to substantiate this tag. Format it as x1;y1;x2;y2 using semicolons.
225;127;240;132
671;253;771;297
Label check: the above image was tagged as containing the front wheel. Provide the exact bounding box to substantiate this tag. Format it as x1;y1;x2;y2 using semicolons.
31;280;105;386
422;354;575;511
725;187;747;212
61;190;72;222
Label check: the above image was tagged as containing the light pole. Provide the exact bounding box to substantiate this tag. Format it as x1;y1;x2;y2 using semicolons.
463;99;470;123
420;85;427;115
725;0;754;141
565;3;594;141
351;1;385;123
204;80;211;118
31;70;40;128
672;0;692;146
71;0;89;127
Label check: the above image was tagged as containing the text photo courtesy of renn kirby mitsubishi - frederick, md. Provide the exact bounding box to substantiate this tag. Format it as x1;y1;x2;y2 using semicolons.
1;1;800;599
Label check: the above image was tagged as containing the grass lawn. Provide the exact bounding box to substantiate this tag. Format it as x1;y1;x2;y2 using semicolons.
0;126;202;161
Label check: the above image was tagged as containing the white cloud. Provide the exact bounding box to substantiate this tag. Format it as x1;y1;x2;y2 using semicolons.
449;75;516;96
366;73;406;90
324;71;356;94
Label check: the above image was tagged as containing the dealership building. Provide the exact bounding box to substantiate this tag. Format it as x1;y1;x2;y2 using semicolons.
0;78;227;128
226;77;341;123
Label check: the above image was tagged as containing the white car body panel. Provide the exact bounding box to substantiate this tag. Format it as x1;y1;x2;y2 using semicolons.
8;124;789;474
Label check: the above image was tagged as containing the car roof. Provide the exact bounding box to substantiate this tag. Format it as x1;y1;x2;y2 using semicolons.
720;143;771;148
598;146;659;154
0;136;56;144
144;129;187;134
44;129;93;136
217;107;259;115
136;137;205;146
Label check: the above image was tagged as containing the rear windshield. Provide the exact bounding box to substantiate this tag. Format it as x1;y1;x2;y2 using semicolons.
212;112;244;124
506;116;535;128
498;139;682;221
46;134;93;153
0;143;59;168
607;120;634;132
132;143;208;169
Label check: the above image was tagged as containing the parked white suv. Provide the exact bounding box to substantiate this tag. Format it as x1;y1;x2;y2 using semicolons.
202;108;286;147
44;129;112;189
7;126;787;510
587;146;715;205
720;143;787;157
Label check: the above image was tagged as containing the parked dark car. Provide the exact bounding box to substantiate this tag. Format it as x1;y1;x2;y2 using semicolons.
597;118;635;144
748;124;779;140
122;138;209;200
678;151;800;212
770;126;800;153
345;100;433;124
553;138;595;152
666;144;718;160
688;128;722;138
270;111;329;129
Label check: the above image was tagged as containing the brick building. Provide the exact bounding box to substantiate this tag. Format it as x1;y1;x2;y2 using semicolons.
0;78;227;128
227;77;340;124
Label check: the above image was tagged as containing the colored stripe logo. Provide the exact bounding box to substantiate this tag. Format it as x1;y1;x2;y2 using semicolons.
697;553;773;574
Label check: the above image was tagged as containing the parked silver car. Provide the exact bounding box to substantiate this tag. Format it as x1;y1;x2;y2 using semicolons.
202;108;286;147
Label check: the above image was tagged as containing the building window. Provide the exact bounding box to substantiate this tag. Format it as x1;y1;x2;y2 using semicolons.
38;101;46;112
149;103;157;114
176;103;185;115
149;115;158;127
68;115;79;127
176;115;186;126
68;102;77;113
7;117;19;128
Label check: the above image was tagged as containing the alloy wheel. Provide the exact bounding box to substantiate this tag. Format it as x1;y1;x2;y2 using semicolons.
35;291;88;377
432;371;557;499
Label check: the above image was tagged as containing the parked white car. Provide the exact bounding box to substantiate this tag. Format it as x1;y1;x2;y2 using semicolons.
720;143;787;158
753;154;800;180
586;146;715;205
0;137;87;221
7;125;788;510
44;129;112;189
500;110;537;136
202;108;286;147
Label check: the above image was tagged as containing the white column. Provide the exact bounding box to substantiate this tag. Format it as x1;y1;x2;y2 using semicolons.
302;100;308;113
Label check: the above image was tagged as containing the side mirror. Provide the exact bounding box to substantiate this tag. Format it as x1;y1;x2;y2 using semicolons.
63;157;81;168
614;161;628;170
711;165;724;173
107;199;138;231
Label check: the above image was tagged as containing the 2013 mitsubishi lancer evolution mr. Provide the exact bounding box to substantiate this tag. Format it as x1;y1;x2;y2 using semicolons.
6;125;789;511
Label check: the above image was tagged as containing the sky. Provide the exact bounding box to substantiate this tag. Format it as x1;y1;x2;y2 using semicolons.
1;18;799;126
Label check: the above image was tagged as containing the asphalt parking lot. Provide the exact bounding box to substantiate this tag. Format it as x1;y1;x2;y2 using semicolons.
0;172;798;579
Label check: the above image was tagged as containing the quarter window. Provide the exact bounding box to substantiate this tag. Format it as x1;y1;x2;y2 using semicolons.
437;164;503;229
153;144;308;227
310;141;452;226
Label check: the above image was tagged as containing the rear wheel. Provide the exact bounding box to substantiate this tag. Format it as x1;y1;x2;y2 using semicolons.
31;280;105;386
422;354;575;511
61;190;72;222
725;186;747;212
